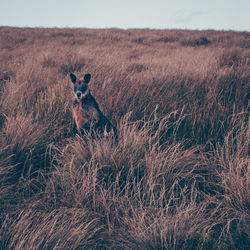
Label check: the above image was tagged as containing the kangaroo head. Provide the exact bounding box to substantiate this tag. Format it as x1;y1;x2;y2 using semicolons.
70;73;91;100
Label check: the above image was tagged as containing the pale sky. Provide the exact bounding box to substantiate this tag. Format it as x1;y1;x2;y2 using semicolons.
0;0;249;31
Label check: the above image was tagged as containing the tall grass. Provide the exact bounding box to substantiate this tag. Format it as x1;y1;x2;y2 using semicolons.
213;118;250;248
0;27;249;249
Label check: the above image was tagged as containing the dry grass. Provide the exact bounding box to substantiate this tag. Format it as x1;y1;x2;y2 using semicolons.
0;27;249;249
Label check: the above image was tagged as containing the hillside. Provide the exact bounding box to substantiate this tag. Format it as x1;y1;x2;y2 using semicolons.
0;27;249;249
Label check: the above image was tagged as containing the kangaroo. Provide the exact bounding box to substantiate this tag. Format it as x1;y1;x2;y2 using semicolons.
70;73;117;137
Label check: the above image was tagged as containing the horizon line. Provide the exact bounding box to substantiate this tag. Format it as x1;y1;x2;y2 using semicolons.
1;25;250;33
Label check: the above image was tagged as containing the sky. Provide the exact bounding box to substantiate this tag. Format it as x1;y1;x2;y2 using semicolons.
0;0;250;31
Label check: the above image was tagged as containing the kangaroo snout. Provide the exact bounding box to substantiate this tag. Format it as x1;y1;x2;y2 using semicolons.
76;91;82;99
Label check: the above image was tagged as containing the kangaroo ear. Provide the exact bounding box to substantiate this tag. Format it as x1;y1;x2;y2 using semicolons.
70;73;77;84
84;73;91;84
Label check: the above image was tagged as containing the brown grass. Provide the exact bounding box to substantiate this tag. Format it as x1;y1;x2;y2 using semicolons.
0;27;249;249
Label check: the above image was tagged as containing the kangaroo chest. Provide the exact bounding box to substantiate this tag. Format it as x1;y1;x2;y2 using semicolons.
73;100;100;130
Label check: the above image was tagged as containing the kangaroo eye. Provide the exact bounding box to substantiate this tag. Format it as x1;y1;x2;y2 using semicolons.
81;86;87;92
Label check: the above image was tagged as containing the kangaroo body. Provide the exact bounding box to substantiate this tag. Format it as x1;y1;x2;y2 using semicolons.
70;73;116;136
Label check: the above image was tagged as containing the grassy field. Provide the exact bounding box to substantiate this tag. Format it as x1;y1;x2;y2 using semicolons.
0;27;249;249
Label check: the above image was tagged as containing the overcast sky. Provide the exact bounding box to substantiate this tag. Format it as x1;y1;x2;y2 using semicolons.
1;0;249;31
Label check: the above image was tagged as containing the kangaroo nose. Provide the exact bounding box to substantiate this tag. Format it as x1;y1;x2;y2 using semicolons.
77;92;81;98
